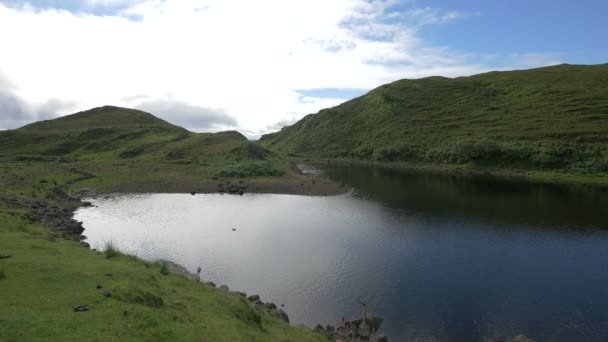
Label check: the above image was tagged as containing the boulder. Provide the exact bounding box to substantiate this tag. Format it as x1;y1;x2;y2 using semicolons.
247;295;260;302
274;309;289;323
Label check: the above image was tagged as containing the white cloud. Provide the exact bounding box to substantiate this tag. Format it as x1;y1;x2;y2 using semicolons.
134;98;238;132
0;1;559;137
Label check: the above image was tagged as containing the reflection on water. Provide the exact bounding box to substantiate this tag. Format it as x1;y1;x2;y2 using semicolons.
319;162;608;229
76;165;608;341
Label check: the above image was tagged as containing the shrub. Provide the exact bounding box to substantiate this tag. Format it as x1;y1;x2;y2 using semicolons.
120;145;146;159
118;289;164;308
592;159;608;172
532;145;573;167
212;162;285;178
160;263;170;276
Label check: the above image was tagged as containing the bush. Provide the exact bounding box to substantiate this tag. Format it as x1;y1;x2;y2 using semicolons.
532;145;573;166
117;288;164;308
120;145;146;159
160;263;170;276
212;162;285;178
592;159;608;172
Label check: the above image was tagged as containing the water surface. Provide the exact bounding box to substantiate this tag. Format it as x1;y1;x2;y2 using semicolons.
76;164;608;341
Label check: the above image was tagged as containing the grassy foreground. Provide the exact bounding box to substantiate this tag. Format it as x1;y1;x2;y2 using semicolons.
261;64;608;187
0;206;328;341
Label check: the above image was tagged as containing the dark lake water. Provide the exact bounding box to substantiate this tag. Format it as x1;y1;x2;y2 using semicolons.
75;164;608;341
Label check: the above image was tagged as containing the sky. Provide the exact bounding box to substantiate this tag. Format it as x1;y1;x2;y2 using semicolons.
0;0;606;138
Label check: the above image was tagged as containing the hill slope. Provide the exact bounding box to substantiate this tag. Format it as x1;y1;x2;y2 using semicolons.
261;64;608;180
0;106;286;186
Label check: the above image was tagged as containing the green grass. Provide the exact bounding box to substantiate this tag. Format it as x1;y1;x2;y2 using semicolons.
103;240;122;259
261;64;608;186
0;207;329;341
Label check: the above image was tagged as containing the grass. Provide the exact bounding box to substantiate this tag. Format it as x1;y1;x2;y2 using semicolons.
261;64;608;186
0;207;330;341
103;240;121;259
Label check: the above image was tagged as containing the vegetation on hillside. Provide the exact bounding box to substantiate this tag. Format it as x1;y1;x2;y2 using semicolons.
0;106;284;179
260;64;608;185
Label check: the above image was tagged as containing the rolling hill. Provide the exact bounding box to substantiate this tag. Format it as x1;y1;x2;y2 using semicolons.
0;106;285;189
260;64;608;181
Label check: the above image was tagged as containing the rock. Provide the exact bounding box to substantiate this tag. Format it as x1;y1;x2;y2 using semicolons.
377;336;388;342
205;282;216;288
234;291;247;298
274;309;289;323
232;228;236;231
190;192;196;195
196;267;202;274
263;303;277;310
219;285;229;291
96;284;103;289
514;335;534;342
80;241;90;248
103;291;112;298
73;305;89;312
247;295;260;302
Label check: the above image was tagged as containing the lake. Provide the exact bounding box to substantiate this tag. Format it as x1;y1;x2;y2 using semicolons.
75;164;608;341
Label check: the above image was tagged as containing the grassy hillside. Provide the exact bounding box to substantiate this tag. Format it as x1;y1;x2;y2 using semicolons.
0;105;284;179
261;64;608;184
0;106;294;194
0;205;328;341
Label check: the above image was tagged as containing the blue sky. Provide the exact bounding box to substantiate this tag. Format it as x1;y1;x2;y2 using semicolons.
415;0;607;65
0;0;606;136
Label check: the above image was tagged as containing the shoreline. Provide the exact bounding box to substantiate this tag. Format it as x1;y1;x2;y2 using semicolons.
304;157;608;189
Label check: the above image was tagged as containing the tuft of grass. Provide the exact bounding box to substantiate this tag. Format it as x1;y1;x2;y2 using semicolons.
159;263;170;276
103;240;121;259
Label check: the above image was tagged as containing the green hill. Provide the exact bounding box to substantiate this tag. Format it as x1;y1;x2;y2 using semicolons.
261;64;608;184
1;105;248;163
0;106;286;192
